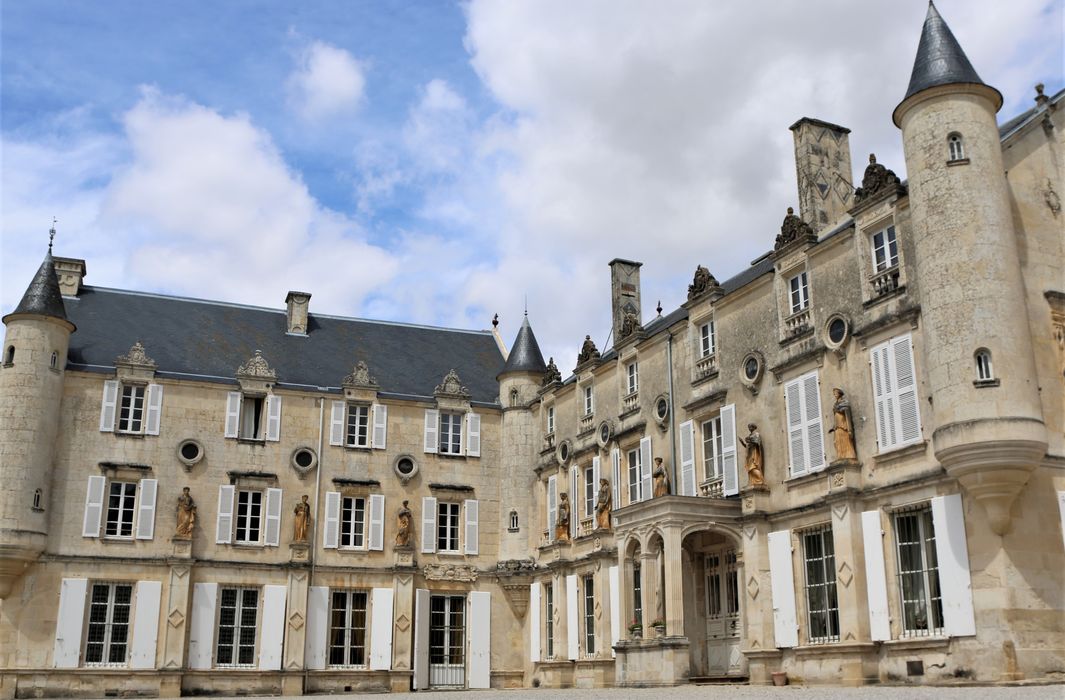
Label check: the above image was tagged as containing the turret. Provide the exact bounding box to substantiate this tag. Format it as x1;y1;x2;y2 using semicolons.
894;2;1046;534
0;245;75;597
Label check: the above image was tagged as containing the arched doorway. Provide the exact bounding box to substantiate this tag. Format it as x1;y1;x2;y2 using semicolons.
682;529;745;678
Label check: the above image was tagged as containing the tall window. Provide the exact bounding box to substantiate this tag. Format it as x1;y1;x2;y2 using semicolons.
701;416;723;481
235;490;263;544
437;501;460;552
975;349;994;381
545;584;554;658
546;406;555;434
789;271;810;314
216;587;258;667
329;589;368;667
84;582;133;665
632;564;643;626
117;385;145;433
948;133;965;162
700;321;715;357
439;412;463;455
583;386;594;416
872;226;899;273
627;448;640;504
626;362;639;395
340;496;367;549
583;466;596;517
239;395;266;440
346;404;370;447
104;482;137;538
894;507;943;636
583;576;596;655
802;526;839;644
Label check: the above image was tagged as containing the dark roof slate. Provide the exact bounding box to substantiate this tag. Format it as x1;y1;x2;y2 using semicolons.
903;3;993;102
64;287;504;404
500;316;547;376
4;251;70;325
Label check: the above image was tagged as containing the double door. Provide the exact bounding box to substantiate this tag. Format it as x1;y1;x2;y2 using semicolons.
705;547;742;675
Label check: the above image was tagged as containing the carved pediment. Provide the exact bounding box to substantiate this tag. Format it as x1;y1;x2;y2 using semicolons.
853;154;904;207
116;341;156;369
774;207;817;252
343;360;379;389
541;357;562;387
687;265;720;301
434;369;470;399
575;335;600;369
236;350;277;380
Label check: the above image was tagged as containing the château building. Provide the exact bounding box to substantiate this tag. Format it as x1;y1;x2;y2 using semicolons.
1;4;1063;696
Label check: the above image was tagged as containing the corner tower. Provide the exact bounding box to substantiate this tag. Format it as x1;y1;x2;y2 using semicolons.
0;246;75;597
894;3;1046;534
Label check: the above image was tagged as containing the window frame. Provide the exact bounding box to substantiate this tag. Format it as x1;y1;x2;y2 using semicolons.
632;563;643;627
546;405;555;435
871;225;900;274
234;489;264;545
893;506;944;637
626;448;640;504
975;349;993;381
83;581;134;667
626;362;639;396
216;586;259;668
948;133;965;162
116;383;146;434
701;415;723;482
788;270;810;314
103;481;138;539
699;320;716;358
239;394;267;441
345;403;371;448
339;496;368;550
328;589;369;668
544;583;554;658
438;411;463;455
583;466;596;517
582;575;596;656
583;386;594;417
802;526;840;644
437;501;461;553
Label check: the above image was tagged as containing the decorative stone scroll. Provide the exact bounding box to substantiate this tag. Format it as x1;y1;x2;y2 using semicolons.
343;360;379;389
236;349;276;380
423;563;478;582
434;369;470;399
853;154;903;206
542;357;562;386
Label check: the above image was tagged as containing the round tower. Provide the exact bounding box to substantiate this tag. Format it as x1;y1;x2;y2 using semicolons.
893;2;1046;534
0;247;75;597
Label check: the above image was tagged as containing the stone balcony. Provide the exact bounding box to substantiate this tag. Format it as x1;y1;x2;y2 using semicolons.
784;307;811;338
694;354;717;381
871;265;901;298
621;391;639;415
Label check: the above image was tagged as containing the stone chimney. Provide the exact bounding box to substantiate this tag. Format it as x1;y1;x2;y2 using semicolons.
52;257;87;298
608;258;642;347
789;117;853;231
285;291;311;335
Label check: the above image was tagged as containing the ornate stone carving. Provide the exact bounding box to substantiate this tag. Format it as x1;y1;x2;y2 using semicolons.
423;563;478;582
738;423;766;488
495;559;536;574
293;495;311;543
343;360;379;388
236;349;276;380
542;357;562;386
774;207;816;251
576;335;600;367
116;341;156;368
687;265;719;301
618;311;642;340
175;487;196;539
395;500;412;547
853;154;902;206
1043;178;1061;218
434;369;470;398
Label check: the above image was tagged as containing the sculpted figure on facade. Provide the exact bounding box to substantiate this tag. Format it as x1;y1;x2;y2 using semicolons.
555;493;571;542
293;494;311;543
595;478;612;530
738;423;766;487
576;335;600;367
619;311;642;340
175;487;196;538
652;457;671;497
829;388;857;460
853;153;903;206
687;265;719;301
542;357;562;386
395;500;413;547
774;207;815;251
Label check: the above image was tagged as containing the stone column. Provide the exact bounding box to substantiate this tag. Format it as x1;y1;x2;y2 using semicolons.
662;526;684;636
281;567;309;695
740;517;779;684
831;500;867;643
639;552;657;632
619;551;634;639
160;559;192;697
391;570;415;691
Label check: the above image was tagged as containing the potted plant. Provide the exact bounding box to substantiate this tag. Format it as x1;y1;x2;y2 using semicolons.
628;619;643;638
651;618;666;637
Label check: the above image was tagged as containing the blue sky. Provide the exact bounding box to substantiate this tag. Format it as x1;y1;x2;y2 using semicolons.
2;1;1062;366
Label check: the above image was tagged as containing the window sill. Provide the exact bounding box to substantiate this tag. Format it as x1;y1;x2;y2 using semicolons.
343;444;373;451
114;431;146;439
230;541;265;549
100;536;136;544
946;158;970;167
236;437;267;445
784;466;828;488
882;635;950;651
338;547;369;553
973;378;1000;388
435;550;464;557
435;452;468;460
871;440;928;467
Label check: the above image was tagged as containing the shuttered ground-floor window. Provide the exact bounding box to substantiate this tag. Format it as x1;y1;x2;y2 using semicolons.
894;507;943;636
329;590;369;667
85;582;133;665
217;587;258;667
802;526;839;644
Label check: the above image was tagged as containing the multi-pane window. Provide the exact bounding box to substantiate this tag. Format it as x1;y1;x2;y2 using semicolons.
626;362;639;395
239;395;266;440
894;507;944;636
546;406;555;434
104;481;137;538
428;595;465;675
948;133;965;161
328;590;368;667
789;271;810;314
235;490;263;544
583;466;596;517
803;527;840;644
340;496;367;549
701;416;723;481
84;582;132;665
544;584;554;658
439;412;463;455
583;386;594;416
437;501;460;552
216;587;258;667
583;576;596;655
975;349;994;381
700;321;715;357
117;385;145;433
632;564;643;626
627;448;640;504
346;404;370;447
872;226;899;273
706;550;740;620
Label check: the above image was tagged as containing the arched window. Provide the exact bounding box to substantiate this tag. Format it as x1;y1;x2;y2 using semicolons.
3;346;13;365
975;348;994;381
50;351;58;369
508;510;519;532
948;133;965;162
32;489;43;510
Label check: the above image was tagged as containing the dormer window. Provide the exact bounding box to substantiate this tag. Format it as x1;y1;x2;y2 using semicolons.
118;384;147;434
948;133;965;162
626;362;639;395
789;271;810;314
346;404;371;448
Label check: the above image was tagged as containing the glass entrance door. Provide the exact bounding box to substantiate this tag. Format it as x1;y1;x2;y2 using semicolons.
705;547;741;675
428;595;466;688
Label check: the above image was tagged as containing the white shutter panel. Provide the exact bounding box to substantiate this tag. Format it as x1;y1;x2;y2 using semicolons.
423;409;439;453
368;494;385;551
215;485;235;544
802;371;825;472
265;395;282;442
329;401;346;446
468;591;491;688
130;580;161;669
566;574;579;660
892;335;922;445
145;383;163;436
785;378;807;476
323;491;340;549
639;436;653;501
720;404;739;496
305;586;329;670
591;456;601;528
768;530;798;648
421;496;437;553
99;380;119;432
570;467;578;539
369;587;394;670
264;487;283;546
135;478;158;540
413;589;430;690
678;420;695;496
547;476;557;541
466;412;481;457
372;403;387;449
82;475;106;537
53;578;88;668
224;391;241;438
861;510;891;642
529;582;542;662
1058;491;1065;553
871;344;896;450
464;499;479;555
608;565;620;657
611;448;621;509
932;494;976;636
259;584;287;670
188;583;218;670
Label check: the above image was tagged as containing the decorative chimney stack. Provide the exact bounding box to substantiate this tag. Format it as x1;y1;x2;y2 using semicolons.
789;117;853;231
285;291;311;335
52;257;87;298
608;258;642;347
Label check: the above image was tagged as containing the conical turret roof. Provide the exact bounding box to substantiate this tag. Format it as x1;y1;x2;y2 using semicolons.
499;316;546;376
901;2;999;104
3;250;70;326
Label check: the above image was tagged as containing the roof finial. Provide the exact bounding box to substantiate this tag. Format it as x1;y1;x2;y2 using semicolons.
48;218;57;252
656;300;663;316
492;313;499;329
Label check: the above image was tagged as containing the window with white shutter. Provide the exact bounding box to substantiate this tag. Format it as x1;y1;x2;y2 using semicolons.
368;494;385;551
547;476;557;541
265;395;282;442
216;485;235;544
135;478;157;540
323;491;341;549
870;334;923;453
466;412;481;457
638;436;653;501
372;404;387;449
144;384;163;435
99;380;119;432
264;488;283;546
82;475;106;537
464;499;479;554
784;370;825;476
678;420;695;496
610;449;621;510
720;404;738;496
423;409;439;454
420;496;437;553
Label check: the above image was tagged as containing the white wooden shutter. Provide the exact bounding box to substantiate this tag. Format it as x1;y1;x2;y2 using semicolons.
99;380;119;432
768;529;798;648
611;448;621;509
369;587;394;670
323;491;340;549
678;420;695;496
466;412;481;457
639;436;653;501
135;478;158;540
803;371;825;471
264;487;283;546
259;584;287;670
372;403;387;449
932;494;976;637
130;580;161;669
720;404;739;496
464;499;479;555
265;394;282;442
892;334;922;445
785;377;807;476
368;494;385;551
413;589;430;690
861;510;891;642
224;391;241;438
468;591;491;688
82;475;106;537
566;574;579;660
1058;491;1065;553
591;456;601;528
608;565;620;657
188;582;218;670
529;582;542;662
870;343;896;450
53;578;88;668
421;496;437;553
570;467;578;539
305;586;329;670
215;485;235;544
145;383;163;436
423;409;439;453
329;401;346;446
547;476;557;541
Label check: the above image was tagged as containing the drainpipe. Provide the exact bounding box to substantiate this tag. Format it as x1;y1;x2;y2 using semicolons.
666;332;678;490
304;395;325;693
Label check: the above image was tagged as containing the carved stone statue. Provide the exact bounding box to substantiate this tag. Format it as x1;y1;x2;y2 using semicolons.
555;493;571;543
853;153;903;206
542;357;562;386
595;478;612;530
175;487;196;538
395;500;413;547
829;388;857;460
652;457;671;497
576;335;600;367
619;311;642;340
738;423;766;487
774;207;815;251
293;495;311;543
687;265;718;301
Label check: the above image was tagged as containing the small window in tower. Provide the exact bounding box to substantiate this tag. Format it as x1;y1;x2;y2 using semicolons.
50;351;58;369
33;488;43;511
974;348;998;387
3;346;13;366
508;510;519;532
948;133;965;162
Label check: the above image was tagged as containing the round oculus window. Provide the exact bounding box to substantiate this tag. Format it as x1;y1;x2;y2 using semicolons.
559;442;570;462
655;398;669;420
599;423;610;444
828;317;847;345
294;449;315;469
744;357;760;381
177;439;204;467
397;457;415;475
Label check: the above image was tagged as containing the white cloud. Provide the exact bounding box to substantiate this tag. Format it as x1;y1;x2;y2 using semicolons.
287;40;367;121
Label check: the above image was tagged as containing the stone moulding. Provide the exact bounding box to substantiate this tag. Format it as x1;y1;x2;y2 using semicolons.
422;563;478;582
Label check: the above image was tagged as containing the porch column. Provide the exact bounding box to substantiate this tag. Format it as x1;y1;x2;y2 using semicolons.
639;552;657;632
662;525;684;636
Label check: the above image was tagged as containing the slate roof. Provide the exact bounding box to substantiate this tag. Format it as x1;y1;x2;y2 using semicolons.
3;251;70;326
500;316;547;376
63;287;505;405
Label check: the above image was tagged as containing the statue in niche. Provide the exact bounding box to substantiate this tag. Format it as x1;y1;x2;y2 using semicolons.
595;478;612;530
652;457;671;497
175;487;196;538
829;388;857;460
738;423;766;487
555;492;571;543
395;500;413;547
293;494;311;543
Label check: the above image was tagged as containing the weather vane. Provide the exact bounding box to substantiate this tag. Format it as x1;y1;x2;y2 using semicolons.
48;217;57;252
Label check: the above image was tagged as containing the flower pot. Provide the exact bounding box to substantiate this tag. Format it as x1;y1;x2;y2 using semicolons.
653;625;666;638
771;671;788;687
